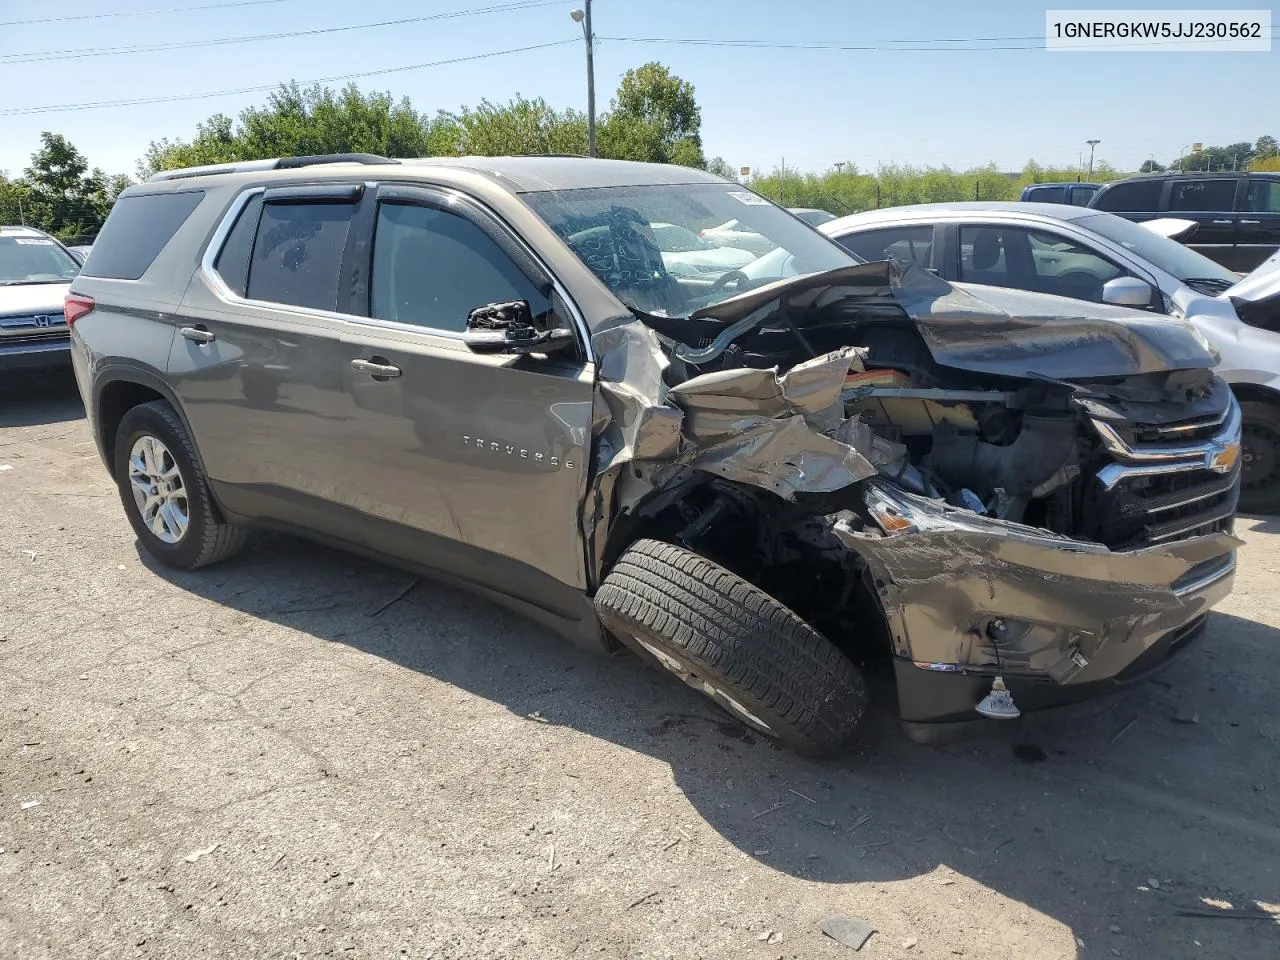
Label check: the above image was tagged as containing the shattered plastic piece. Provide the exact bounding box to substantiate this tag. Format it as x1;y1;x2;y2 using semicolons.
19;800;41;811
955;488;986;514
820;916;876;951
975;676;1021;720
183;842;219;863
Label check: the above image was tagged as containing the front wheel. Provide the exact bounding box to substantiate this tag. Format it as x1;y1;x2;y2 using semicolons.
594;539;867;757
114;400;246;569
1239;400;1280;515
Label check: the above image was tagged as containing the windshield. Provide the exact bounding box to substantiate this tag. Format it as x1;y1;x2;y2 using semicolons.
1077;212;1238;290
0;235;80;285
523;182;855;316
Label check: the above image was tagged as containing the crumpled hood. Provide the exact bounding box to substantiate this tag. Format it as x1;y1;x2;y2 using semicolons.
689;261;1216;380
1223;248;1280;305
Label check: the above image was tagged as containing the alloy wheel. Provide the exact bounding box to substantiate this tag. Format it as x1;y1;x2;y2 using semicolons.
127;435;189;544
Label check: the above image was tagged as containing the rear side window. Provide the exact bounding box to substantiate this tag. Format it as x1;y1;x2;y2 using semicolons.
1069;185;1099;206
213;194;263;297
80;190;204;280
245;201;355;312
836;226;933;268
1169;179;1236;212
1092;179;1162;212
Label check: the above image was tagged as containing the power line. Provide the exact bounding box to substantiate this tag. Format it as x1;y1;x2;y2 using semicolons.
0;0;296;27
0;40;579;116
1;0;565;64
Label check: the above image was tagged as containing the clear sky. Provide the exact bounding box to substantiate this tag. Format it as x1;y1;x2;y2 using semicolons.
1;0;1276;180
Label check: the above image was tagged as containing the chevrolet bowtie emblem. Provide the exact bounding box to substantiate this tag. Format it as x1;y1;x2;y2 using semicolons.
1207;440;1241;475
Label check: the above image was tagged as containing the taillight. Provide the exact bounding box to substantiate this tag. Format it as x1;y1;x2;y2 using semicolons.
64;293;95;328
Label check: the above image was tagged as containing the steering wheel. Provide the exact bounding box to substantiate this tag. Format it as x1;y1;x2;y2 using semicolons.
710;269;750;294
1056;269;1105;301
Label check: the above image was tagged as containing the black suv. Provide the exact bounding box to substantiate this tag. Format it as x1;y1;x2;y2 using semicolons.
1088;171;1280;272
67;154;1241;754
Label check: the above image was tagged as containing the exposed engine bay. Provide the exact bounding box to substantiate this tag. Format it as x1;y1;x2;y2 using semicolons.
585;262;1242;722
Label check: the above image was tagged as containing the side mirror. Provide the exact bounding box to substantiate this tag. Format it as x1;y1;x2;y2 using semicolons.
1102;276;1155;308
461;299;576;355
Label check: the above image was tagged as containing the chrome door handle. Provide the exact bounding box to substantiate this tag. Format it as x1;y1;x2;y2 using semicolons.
351;358;401;379
1211;219;1232;225
1240;219;1262;225
180;326;216;344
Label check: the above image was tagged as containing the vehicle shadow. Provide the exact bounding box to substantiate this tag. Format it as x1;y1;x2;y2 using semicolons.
0;375;84;428
147;532;1280;958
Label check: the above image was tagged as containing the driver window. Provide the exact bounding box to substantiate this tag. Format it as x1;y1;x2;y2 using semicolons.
370;201;548;332
1025;228;1125;302
836;225;932;267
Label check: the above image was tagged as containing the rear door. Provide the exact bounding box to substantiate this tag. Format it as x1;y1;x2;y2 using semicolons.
329;183;595;608
1165;176;1246;270
168;183;363;527
1239;176;1280;273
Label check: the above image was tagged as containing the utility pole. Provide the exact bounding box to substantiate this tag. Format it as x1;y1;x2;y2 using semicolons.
570;4;596;156
1086;138;1101;177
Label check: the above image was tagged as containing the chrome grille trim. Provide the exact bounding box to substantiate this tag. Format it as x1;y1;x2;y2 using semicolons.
1090;397;1240;464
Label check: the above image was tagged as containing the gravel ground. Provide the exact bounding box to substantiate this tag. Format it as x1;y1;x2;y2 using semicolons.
1;380;1278;960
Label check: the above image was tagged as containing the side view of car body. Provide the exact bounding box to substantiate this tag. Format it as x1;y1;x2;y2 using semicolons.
821;202;1280;513
1020;182;1101;206
1088;171;1280;273
69;156;1240;755
0;225;81;375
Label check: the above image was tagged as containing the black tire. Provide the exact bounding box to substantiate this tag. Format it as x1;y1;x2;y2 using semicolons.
1239;400;1280;515
114;400;246;570
595;538;867;757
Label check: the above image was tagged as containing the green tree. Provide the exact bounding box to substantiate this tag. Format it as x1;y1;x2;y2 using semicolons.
435;96;588;156
705;157;737;180
1139;159;1165;173
143;83;433;176
21;133;129;241
1254;135;1278;161
598;63;704;167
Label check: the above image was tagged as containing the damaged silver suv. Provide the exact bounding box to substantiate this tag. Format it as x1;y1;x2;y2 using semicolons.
68;155;1242;755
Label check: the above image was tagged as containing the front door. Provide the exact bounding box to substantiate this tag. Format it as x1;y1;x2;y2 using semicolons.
331;185;596;611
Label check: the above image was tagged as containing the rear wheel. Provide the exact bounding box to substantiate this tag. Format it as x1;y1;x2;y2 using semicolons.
1239;400;1280;515
595;539;867;757
114;400;246;569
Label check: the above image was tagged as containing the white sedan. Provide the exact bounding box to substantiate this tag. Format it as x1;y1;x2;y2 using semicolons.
650;222;757;278
698;219;778;255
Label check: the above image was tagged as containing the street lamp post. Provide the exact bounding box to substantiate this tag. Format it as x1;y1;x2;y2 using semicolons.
1086;138;1101;176
570;3;596;157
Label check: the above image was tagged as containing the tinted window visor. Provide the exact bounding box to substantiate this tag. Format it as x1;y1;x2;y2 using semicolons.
523;182;855;318
1077;212;1238;287
80;190;204;280
0;235;80;285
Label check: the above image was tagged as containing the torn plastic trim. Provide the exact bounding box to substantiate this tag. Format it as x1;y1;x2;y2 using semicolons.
837;481;1241;685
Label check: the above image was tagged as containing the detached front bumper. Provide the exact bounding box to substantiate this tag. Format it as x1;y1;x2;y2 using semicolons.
835;483;1240;725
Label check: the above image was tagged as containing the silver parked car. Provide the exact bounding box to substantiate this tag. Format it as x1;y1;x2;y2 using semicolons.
822;202;1280;512
0;225;81;375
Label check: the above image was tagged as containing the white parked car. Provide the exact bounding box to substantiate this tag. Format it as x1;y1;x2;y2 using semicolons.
650;222;756;278
0;225;80;376
819;202;1280;512
699;218;777;255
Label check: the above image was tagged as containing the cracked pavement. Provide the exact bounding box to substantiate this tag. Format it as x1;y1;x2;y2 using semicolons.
1;380;1279;960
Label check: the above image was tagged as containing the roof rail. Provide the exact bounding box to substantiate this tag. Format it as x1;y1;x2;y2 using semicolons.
148;153;399;182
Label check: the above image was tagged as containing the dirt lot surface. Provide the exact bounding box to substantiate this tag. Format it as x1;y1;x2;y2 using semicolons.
2;380;1278;960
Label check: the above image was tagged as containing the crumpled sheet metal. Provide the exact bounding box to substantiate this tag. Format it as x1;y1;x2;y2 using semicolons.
833;518;1241;677
667;348;881;499
684;259;1216;380
588;312;888;503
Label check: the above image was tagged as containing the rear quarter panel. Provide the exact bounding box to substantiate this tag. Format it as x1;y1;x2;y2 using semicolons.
69;186;236;454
